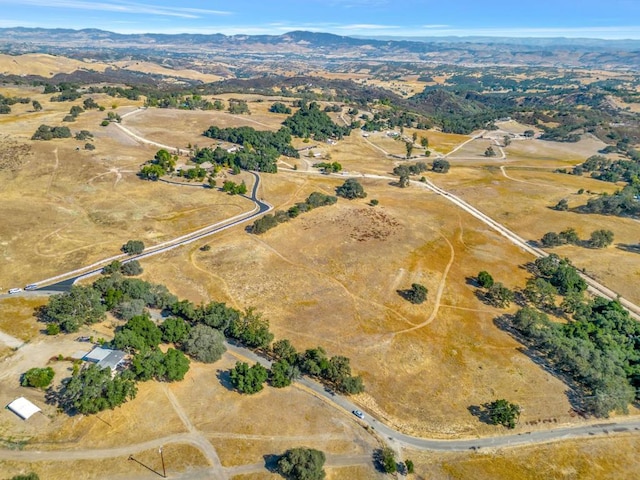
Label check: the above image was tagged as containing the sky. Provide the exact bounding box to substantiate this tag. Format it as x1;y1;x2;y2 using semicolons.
2;0;640;39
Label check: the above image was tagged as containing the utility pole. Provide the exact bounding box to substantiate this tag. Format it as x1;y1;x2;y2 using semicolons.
159;446;166;478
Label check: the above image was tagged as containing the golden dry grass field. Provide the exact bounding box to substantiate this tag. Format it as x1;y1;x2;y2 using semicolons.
1;83;640;479
406;434;640;480
0;53;223;82
0;89;255;289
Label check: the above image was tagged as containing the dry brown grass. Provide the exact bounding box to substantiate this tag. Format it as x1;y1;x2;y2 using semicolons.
406;434;640;480
0;297;46;341
141;174;578;437
434;166;640;304
167;358;377;467
0;444;208;480
0;87;251;288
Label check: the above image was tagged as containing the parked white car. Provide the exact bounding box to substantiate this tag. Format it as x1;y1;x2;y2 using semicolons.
8;288;22;294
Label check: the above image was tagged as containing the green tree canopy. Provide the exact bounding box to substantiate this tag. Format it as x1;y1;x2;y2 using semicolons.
39;285;106;333
229;361;268;394
336;179;367;200
21;367;55;389
277;447;326;480
183;324;227;363
485;399;521;429
57;365;137;415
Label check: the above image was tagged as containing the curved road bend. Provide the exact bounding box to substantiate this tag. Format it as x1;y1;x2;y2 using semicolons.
224;342;640;451
18;171;270;293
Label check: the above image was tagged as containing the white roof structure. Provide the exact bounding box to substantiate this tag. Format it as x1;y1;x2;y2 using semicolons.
7;397;41;420
84;347;126;371
84;346;111;363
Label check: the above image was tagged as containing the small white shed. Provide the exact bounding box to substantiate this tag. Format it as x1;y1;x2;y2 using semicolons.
7;397;41;420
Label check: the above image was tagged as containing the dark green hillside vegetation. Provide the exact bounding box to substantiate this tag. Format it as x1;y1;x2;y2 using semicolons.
502;255;639;417
250;192;337;234
283;101;351;140
202;125;298;172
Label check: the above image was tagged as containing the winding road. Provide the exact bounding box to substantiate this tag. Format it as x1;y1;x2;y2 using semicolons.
2;111;640;473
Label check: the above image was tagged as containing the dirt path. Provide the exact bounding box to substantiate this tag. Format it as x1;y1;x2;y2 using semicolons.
162;385;227;479
500;165;549;187
248;235;417;328
393;231;456;335
0;330;23;348
45;147;59;196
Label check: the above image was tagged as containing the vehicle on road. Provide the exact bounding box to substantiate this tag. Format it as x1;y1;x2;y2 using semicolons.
76;336;91;342
25;284;38;290
353;409;365;419
8;288;22;294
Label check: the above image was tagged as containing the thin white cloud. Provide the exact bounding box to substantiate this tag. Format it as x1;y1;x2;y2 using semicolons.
334;24;400;30
422;24;450;29
0;0;231;19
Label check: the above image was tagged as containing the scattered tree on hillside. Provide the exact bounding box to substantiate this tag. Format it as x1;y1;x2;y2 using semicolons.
121;240;145;255
277;448;326;480
484;145;497;157
485;399;520;428
405;141;414;158
554;198;569;211
269;102;292;114
32;100;42;111
485;282;514;308
121;260;143;276
376;447;397;474
477;271;494;288
432;158;450;173
336;178;366;199
31;125;71;140
589;229;614;248
401;283;428;304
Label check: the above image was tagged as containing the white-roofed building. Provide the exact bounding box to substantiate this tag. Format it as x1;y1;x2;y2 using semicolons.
7;397;41;420
84;346;126;371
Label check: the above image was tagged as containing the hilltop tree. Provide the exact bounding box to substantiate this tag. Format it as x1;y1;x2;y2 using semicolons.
336;178;367;199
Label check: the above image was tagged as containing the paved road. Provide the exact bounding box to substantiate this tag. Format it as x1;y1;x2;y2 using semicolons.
1;171;271;295
224;342;640;451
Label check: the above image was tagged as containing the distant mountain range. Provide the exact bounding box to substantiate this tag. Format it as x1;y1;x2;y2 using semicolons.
1;27;639;70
